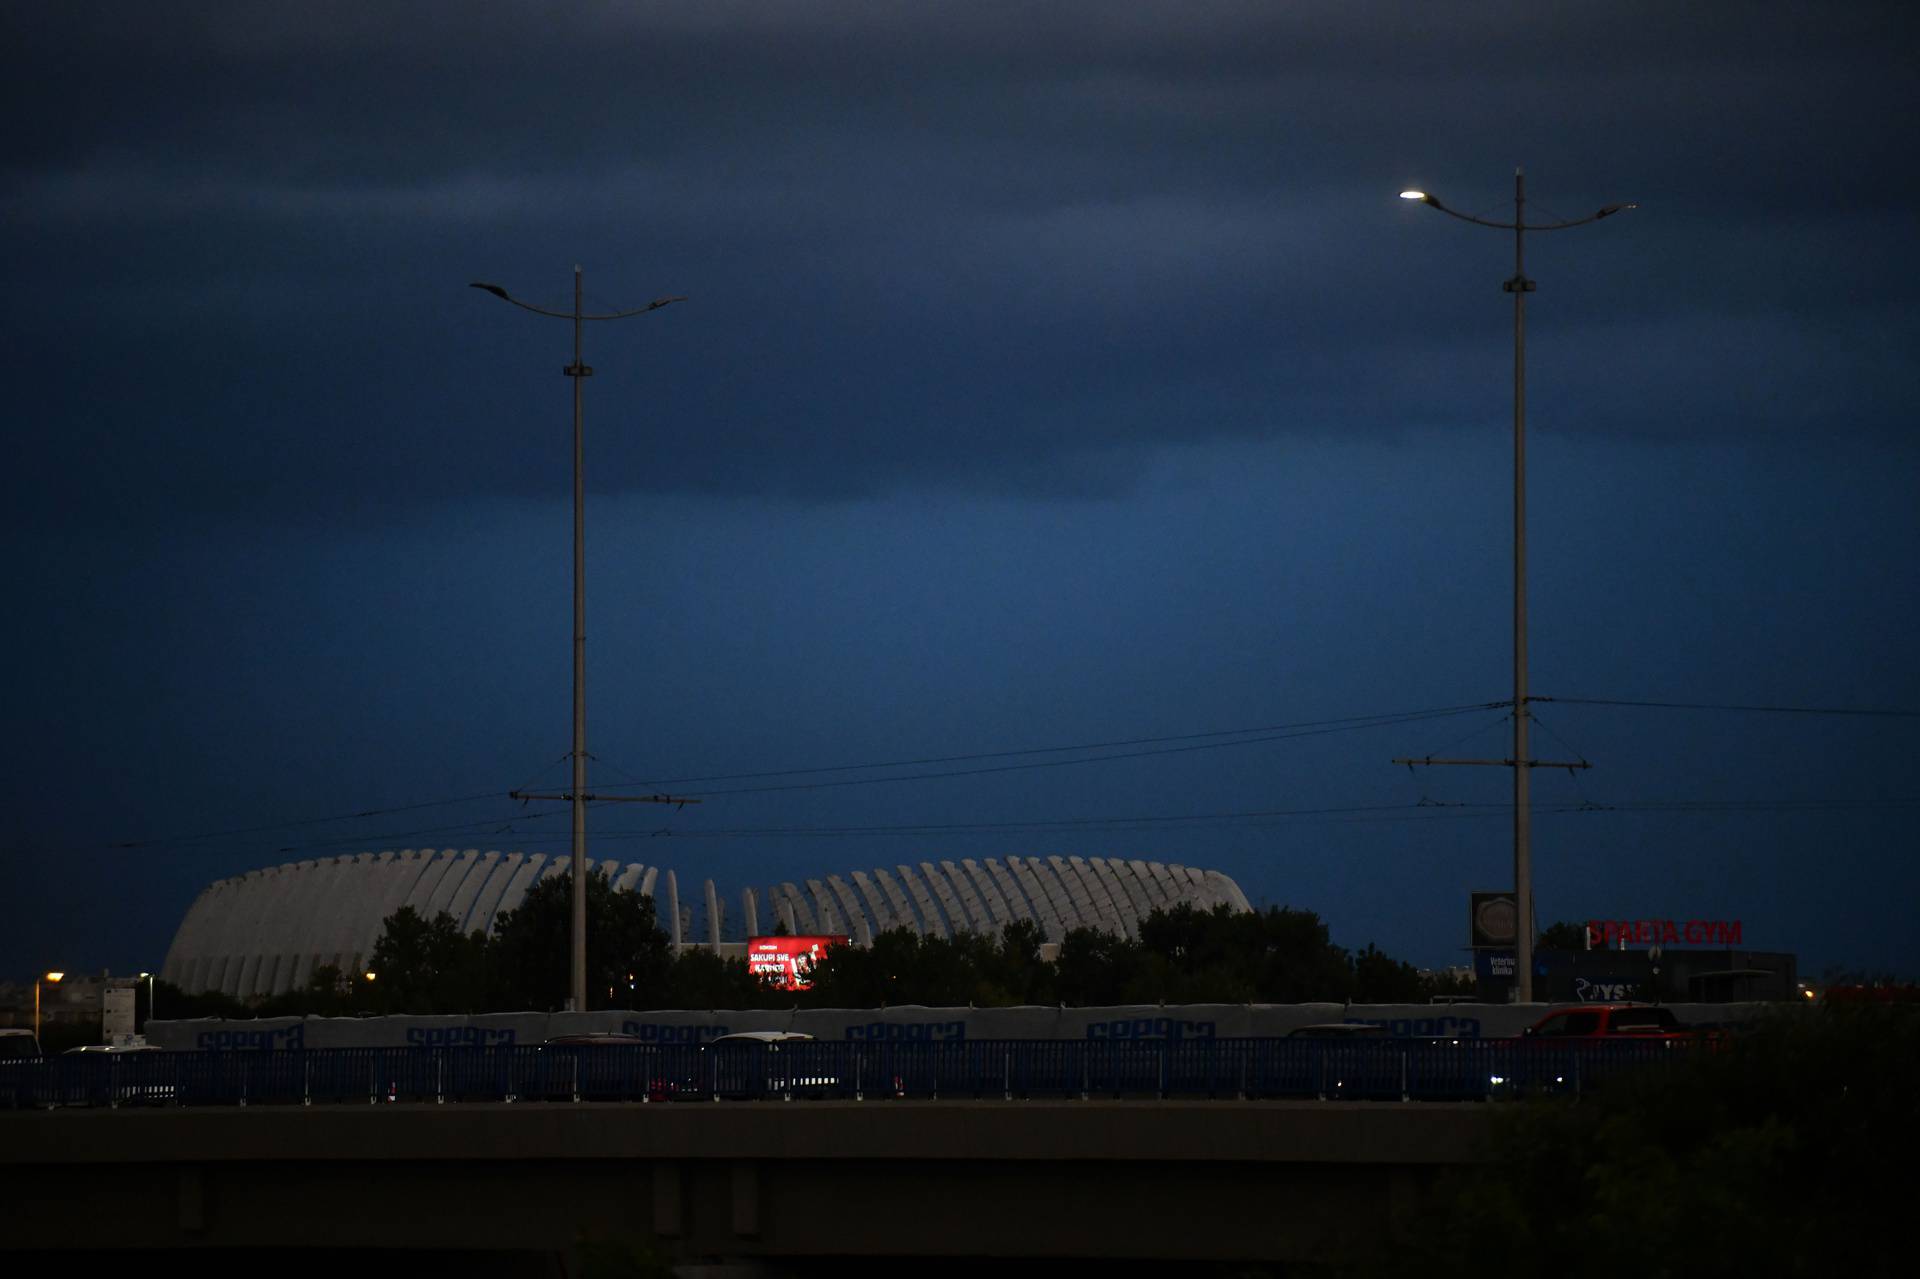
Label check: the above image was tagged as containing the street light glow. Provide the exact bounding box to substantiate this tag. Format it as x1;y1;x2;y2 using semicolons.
1399;190;1429;201
44;971;64;983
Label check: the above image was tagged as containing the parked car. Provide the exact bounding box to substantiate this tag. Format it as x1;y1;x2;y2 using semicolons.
1521;1003;1719;1043
59;1043;174;1106
1489;1003;1724;1096
0;1029;45;1108
692;1032;832;1100
534;1033;662;1101
541;1033;652;1047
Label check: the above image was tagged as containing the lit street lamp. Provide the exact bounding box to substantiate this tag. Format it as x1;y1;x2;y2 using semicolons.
33;971;64;1044
470;269;684;1015
138;971;154;1028
1399;171;1634;1003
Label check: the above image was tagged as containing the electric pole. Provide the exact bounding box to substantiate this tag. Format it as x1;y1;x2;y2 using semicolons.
472;268;691;1013
1396;172;1635;1002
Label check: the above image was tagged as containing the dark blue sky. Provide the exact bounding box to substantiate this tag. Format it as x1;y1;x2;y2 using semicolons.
5;2;1916;983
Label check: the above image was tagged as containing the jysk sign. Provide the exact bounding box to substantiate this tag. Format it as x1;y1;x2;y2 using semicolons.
1586;919;1743;947
747;935;848;991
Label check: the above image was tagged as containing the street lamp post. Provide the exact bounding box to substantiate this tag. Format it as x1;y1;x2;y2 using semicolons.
1398;171;1634;1003
138;971;154;1028
472;269;684;1014
33;971;64;1044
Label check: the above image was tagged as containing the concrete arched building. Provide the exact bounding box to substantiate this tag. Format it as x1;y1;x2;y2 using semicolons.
160;848;1252;999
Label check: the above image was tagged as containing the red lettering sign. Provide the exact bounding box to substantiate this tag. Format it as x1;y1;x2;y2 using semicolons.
1585;919;1744;949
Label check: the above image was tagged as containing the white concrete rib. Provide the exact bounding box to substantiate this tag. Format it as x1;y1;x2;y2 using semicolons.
443;851;487;933
1024;857;1078;935
286;857;339;991
874;869;917;936
1050;856;1100;933
919;862;968;936
779;882;815;933
851;871;893;934
467;852;524;935
1006;857;1064;941
896;865;947;939
826;876;865;938
983;859;1035;931
938;860;990;933
960;859;1014;931
805;879;835;933
1069;856;1126;937
1108;858;1156;931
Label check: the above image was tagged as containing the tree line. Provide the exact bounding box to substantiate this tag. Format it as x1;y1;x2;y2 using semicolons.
150;868;1472;1019
1376;1002;1912;1277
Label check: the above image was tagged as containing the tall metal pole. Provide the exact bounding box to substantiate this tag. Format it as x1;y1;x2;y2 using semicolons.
570;266;588;1014
471;271;685;1015
1509;171;1534;1003
1391;176;1633;1004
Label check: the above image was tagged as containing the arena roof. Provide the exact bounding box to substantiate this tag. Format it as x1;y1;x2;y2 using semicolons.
161;849;1251;999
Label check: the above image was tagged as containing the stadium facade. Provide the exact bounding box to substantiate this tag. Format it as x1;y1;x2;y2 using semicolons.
161;849;1252;999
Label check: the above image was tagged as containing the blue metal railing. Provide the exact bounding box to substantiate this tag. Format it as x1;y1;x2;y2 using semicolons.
0;1038;1698;1110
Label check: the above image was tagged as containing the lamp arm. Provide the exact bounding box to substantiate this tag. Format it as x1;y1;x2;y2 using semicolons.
1421;198;1636;232
470;283;686;321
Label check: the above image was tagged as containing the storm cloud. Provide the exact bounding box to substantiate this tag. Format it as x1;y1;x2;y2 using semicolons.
3;2;1916;982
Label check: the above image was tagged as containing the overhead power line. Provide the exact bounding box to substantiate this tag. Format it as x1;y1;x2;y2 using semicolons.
1535;696;1920;718
597;702;1509;791
85;695;1915;855
106;790;515;851
83;701;1505;852
259;795;1916;851
666;704;1508;798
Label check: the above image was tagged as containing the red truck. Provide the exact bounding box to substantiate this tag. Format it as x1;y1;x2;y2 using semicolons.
1523;1003;1723;1045
1485;1003;1726;1096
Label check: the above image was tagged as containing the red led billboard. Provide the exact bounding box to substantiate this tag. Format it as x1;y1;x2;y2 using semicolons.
747;935;848;991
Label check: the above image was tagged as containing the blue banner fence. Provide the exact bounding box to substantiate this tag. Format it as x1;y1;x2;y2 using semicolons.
0;1038;1687;1110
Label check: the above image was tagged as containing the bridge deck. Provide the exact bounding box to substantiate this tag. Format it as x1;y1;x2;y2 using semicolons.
2;1102;1492;1262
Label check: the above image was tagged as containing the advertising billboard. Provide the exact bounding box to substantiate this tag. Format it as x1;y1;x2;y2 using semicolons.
102;986;136;1043
747;935;848;991
1470;890;1519;949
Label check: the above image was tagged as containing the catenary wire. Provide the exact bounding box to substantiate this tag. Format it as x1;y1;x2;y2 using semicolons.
594;701;1509;790
310;796;1920;849
87;696;1912;853
1534;696;1920;718
86;701;1503;851
106;790;522;851
671;706;1504;798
